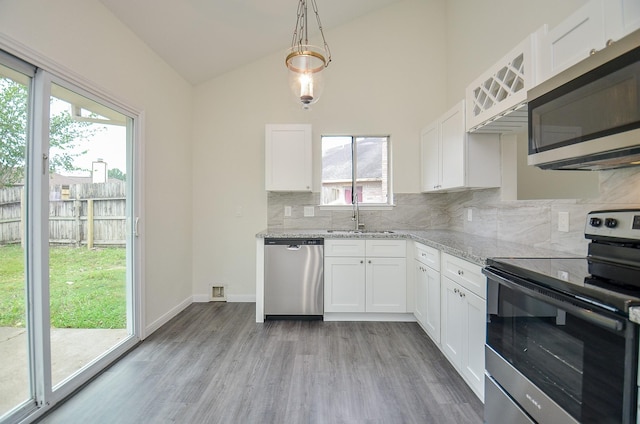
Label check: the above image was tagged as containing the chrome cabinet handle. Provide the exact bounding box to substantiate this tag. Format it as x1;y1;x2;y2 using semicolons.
457;269;464;276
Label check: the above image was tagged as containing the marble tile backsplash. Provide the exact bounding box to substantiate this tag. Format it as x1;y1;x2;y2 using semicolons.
267;192;450;231
267;167;640;256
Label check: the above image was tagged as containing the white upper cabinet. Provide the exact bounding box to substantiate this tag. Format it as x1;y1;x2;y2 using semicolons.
537;0;640;83
440;105;466;190
465;32;538;133
605;0;640;40
421;101;501;193
265;124;312;191
420;122;440;192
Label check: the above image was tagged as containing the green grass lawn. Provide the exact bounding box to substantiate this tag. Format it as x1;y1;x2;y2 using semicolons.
0;244;126;329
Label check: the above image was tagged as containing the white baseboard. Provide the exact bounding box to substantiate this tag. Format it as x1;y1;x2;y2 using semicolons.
192;294;211;303
192;294;256;303
144;296;192;338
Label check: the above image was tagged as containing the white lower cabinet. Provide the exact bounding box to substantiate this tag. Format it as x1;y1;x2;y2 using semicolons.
414;242;441;344
324;256;366;312
366;257;406;312
324;239;406;313
440;253;486;402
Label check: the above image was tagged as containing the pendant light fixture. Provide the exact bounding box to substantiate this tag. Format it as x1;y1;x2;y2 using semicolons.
285;0;332;109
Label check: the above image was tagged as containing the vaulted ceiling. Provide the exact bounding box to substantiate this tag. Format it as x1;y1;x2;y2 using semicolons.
98;0;404;85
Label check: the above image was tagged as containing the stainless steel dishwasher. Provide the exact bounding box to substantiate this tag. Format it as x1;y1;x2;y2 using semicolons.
264;238;323;320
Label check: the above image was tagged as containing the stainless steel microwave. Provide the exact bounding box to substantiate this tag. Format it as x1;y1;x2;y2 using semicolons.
528;28;640;170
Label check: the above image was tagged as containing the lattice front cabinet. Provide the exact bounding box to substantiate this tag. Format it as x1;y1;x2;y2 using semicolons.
465;33;538;133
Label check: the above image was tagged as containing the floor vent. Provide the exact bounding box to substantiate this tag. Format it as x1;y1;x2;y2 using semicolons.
211;286;226;302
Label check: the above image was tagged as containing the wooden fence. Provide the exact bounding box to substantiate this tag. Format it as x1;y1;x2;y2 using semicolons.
0;182;126;247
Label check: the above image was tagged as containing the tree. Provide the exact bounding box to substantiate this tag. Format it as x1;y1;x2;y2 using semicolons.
0;77;94;188
108;168;126;182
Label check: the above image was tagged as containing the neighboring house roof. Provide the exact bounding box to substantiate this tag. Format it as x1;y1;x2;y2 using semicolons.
9;173;122;187
322;138;384;181
49;173;122;185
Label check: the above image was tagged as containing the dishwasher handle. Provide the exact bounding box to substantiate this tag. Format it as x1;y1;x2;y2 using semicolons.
287;245;301;250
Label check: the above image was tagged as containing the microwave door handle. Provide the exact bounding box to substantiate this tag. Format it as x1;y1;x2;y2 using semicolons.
485;268;625;333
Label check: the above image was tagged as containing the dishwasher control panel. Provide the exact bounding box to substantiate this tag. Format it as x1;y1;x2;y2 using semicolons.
265;238;324;246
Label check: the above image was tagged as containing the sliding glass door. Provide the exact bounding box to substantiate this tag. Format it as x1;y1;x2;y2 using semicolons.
0;51;141;424
0;53;34;421
47;82;132;389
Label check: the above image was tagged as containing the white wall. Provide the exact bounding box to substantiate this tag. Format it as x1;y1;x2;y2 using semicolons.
191;0;448;299
0;0;194;333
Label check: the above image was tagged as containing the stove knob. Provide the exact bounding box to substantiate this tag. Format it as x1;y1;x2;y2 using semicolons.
589;217;602;227
605;218;618;228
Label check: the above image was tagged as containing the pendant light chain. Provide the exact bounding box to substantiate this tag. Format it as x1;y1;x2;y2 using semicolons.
290;0;331;68
310;0;331;67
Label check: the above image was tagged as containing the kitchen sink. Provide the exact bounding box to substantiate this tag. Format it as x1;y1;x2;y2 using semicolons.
325;230;394;234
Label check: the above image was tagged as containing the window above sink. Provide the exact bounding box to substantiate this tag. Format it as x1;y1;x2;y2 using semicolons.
320;135;393;207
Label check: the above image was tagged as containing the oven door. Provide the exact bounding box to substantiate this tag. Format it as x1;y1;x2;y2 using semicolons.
484;267;637;424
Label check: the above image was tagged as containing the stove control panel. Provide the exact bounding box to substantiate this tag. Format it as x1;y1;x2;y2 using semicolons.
585;209;640;240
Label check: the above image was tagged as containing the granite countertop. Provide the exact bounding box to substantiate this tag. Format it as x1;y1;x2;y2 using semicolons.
256;228;579;266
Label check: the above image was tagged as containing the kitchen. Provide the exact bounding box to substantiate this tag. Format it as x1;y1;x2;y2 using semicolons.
2;0;640;423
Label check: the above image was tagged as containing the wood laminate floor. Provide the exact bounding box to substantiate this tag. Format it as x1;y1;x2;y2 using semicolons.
38;303;483;424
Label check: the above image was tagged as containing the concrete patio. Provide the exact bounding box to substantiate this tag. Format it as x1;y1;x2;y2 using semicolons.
0;327;127;415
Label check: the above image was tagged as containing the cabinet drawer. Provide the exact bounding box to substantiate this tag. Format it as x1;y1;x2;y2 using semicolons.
441;253;485;299
414;242;440;270
325;239;366;257
365;239;406;258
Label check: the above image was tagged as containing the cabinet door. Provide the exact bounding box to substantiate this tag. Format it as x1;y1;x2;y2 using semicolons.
265;124;312;191
324;257;365;312
619;0;640;36
461;289;486;401
441;276;463;367
420;122;440;192
365;258;407;313
425;266;441;344
439;102;465;190
537;0;606;83
414;261;428;326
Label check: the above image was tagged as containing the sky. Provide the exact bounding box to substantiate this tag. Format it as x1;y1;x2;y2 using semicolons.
50;97;127;177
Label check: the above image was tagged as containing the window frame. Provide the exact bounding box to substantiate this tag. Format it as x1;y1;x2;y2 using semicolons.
319;134;394;210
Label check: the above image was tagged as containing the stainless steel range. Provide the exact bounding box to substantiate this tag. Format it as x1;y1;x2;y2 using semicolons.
483;209;640;424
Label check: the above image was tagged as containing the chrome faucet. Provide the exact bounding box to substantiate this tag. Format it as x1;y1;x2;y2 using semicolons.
352;192;364;231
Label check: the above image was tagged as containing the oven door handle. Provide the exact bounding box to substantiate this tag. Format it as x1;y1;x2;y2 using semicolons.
485;267;625;333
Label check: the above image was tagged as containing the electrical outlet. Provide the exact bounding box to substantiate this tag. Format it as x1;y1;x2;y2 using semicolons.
467;208;473;222
558;211;569;232
284;206;292;217
304;206;315;217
